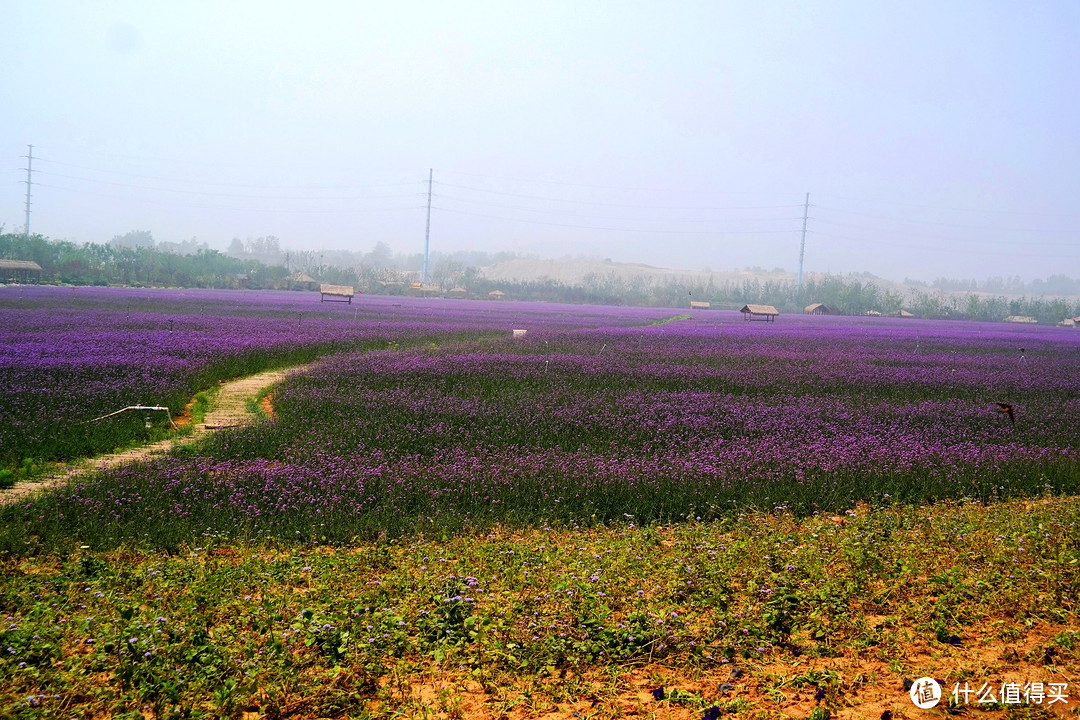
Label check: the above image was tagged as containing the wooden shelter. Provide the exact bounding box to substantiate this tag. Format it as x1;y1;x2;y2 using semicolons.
488;290;506;299
896;309;915;318
740;304;779;322
0;259;43;284
804;303;832;315
288;272;318;291
319;284;355;303
865;310;882;317
1004;315;1037;324
690;300;711;310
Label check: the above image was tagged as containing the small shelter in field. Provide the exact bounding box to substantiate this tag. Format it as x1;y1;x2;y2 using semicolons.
319;284;355;303
1058;318;1076;328
1004;315;1038;324
287;272;318;291
865;310;882;317
448;287;468;298
0;259;43;284
896;309;916;318
804;303;832;315
690;300;711;310
488;290;506;300
740;304;779;322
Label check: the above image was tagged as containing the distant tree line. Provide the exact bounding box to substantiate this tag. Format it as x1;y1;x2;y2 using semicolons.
3;231;1078;323
0;232;286;288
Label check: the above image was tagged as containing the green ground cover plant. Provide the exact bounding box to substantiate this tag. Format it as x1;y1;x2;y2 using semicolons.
1;499;1078;718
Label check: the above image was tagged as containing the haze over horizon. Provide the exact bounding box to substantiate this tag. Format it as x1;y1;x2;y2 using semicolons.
2;1;1078;283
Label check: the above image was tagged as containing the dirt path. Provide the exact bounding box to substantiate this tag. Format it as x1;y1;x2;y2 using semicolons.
0;365;307;506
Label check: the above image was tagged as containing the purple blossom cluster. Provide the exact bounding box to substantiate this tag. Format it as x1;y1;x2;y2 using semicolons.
8;293;1078;546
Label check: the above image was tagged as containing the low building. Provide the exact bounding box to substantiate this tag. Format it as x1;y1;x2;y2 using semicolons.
488;290;506;300
804;303;832;315
0;259;43;284
690;300;711;310
865;310;882;317
740;304;779;322
1004;315;1038;324
287;272;318;291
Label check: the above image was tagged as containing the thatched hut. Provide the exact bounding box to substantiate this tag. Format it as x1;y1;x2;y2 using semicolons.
319;284;355;303
804;303;832;315
287;272;318;291
740;304;779;322
0;259;43;284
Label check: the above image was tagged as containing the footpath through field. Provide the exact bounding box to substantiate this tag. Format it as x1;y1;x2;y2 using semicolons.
0;364;307;506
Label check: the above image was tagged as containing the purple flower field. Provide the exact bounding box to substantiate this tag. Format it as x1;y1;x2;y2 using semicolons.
2;286;672;470
4;287;1078;550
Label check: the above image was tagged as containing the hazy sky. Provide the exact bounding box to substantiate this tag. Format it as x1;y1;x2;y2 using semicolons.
2;1;1078;282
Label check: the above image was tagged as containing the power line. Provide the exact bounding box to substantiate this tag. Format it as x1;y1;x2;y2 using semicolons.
812;218;1078;247
34;182;426;214
439;168;794;197
810;230;1080;260
431;192;803;223
815;191;1080;219
433;180;803;211
815;204;1080;233
432;205;803;235
35;156;423;191
33;170;424;201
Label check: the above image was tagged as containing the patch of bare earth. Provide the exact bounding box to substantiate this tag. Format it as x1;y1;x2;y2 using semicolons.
259;392;275;418
363;651;1077;720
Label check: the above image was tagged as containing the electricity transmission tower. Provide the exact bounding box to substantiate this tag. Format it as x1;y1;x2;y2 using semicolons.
23;144;34;239
797;192;809;288
422;169;432;285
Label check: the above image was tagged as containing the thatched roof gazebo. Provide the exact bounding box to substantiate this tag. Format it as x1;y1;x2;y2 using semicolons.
740;304;779;322
805;303;832;315
488;290;506;300
0;259;43;284
287;272;318;291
